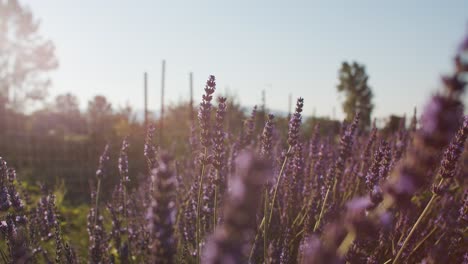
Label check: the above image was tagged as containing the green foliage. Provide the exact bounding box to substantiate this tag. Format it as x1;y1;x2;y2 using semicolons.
59;204;90;261
87;95;114;140
337;61;374;129
0;88;257;207
382;115;405;135
0;0;58;111
303;116;341;138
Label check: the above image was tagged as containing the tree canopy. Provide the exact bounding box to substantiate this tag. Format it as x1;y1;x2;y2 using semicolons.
337;61;374;129
0;0;58;111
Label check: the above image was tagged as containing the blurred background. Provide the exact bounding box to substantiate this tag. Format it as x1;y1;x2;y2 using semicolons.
0;0;467;204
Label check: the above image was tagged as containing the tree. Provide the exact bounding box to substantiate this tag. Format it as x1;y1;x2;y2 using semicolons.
87;95;113;138
382;115;405;135
303;116;341;139
337;61;374;129
87;96;112;117
0;0;58;111
55;93;80;116
54;93;86;134
113;104;136;138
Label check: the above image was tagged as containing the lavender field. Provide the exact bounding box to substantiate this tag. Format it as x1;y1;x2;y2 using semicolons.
1;1;468;263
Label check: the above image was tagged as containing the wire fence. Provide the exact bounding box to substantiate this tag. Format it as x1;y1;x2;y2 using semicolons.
0;110;150;204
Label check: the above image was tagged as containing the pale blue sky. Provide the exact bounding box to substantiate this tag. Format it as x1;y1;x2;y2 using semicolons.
21;0;468;119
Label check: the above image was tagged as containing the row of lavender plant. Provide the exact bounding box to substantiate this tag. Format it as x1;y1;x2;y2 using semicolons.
0;35;467;263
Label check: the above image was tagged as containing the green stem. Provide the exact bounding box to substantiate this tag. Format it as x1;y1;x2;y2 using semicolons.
337;231;356;257
94;179;101;226
123;185;127;220
196;147;207;264
248;217;265;262
213;172;218;232
408;226;437;258
313;187;330;232
267;146;292;229
264;189;268;263
434;231;446;245
294;229;305;240
349;175;361;201
291;204;307;228
122;184;133;262
249;145;291;262
293;190;316;228
392;194;437;264
332;175;339;202
287;229;305;248
396;223;408;251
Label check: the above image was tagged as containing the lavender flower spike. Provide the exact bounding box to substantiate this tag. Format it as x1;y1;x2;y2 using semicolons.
261;114;275;159
198;75;216;149
204;151;271;264
439;116;468;179
288;98;304;147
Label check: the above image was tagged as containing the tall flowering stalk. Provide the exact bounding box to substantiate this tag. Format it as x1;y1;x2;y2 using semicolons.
241;105;257;148
64;243;77;264
54;219;64;263
2;214;31;263
332;113;360;200
251;113;275;262
385;96;463;208
267;98;304;228
212;96;227;231
260;114;275;159
6;169;23;212
94;144;110;226
385;43;467;208
392;116;468;264
107;202;124;262
304;124;320;189
379;142;391;181
88;207;108;263
204;151;271;264
314;113;359;232
365;141;389;210
357;123;377;192
366;140;387;189
247;97;303;263
148;153;177;263
119;138;130;187
436;117;468;182
199;75;216;149
144;124;158;172
287;98;304;147
118;139;130;236
384;39;468;263
289;143;305;218
196;75;216;262
0;158;11;212
117;138;131;262
118;138;130;225
0;159;30;263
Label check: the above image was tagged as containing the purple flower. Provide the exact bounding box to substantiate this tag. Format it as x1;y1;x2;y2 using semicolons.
260;114;275;159
96;144;110;180
144;124;158;171
199;75;216;148
212;97;227;171
437;116;468;180
287;98;304;147
242;105;257;147
148;153;177;263
118;138;130;185
204;151;271;264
